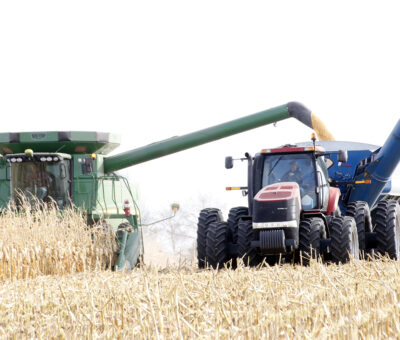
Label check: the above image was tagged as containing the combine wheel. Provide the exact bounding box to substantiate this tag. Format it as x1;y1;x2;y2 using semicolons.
298;217;325;265
237;219;261;267
374;200;400;260
206;221;229;269
330;216;359;263
346;201;372;252
227;206;249;243
197;208;223;268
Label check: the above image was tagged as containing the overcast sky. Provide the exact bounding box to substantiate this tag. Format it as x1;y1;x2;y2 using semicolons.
1;1;399;216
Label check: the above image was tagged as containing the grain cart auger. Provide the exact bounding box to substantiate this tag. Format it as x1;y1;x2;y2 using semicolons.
198;119;400;268
0;102;331;269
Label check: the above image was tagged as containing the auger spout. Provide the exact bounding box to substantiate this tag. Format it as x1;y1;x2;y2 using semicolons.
348;119;400;208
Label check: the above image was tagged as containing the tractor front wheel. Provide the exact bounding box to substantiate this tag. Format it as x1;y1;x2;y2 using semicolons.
298;217;325;265
206;221;229;269
197;208;223;268
330;216;359;263
237;219;261;267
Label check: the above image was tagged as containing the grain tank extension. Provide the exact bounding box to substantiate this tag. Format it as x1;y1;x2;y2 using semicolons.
0;102;331;269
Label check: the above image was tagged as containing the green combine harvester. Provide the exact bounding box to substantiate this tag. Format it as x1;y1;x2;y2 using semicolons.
0;103;330;269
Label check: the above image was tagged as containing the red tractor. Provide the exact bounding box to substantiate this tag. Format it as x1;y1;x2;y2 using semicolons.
197;138;359;268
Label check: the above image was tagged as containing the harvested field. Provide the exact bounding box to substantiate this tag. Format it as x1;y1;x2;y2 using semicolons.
1;206;400;339
1;261;400;338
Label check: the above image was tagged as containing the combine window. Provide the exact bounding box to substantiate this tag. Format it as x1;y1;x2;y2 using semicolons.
11;159;71;209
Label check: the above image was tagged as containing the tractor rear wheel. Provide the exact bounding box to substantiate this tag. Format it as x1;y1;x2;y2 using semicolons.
346;201;372;253
237;219;261;267
206;221;229;269
374;200;400;260
197;208;223;268
298;217;325;265
227;206;249;243
330;216;359;263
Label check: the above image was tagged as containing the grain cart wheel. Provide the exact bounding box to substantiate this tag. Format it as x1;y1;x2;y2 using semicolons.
346;201;373;254
298;217;326;265
237;219;261;267
197;208;223;268
227;206;249;243
374;200;400;260
330;216;359;263
206;221;230;269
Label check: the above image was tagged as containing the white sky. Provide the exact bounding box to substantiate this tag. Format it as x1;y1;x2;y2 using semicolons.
1;1;400;217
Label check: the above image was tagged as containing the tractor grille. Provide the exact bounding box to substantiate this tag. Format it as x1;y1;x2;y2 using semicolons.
260;230;286;252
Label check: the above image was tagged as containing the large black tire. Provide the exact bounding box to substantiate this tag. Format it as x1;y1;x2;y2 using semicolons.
346;201;372;251
298;217;325;265
330;216;359;263
197;208;222;268
206;221;229;269
374;200;400;260
227;206;249;243
237;219;261;267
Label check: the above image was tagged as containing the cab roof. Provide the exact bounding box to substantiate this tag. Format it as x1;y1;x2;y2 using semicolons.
0;131;120;155
261;145;325;154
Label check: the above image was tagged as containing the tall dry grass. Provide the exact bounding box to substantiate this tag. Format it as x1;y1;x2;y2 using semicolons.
0;199;114;280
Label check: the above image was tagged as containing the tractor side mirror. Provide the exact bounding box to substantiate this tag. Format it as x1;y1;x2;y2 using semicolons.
338;150;348;163
225;156;233;169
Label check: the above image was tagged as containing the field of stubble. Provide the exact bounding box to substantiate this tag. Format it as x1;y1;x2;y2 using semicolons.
1;205;400;339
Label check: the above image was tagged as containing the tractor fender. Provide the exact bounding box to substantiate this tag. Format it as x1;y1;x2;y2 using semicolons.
326;187;341;215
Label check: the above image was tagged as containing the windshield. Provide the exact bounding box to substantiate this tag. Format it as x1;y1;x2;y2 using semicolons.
11;160;71;209
262;153;317;209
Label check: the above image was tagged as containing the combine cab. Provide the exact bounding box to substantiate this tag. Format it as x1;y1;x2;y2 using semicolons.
0;132;142;269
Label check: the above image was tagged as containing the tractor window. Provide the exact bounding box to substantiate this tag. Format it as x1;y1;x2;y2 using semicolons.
262;153;317;209
11;160;71;209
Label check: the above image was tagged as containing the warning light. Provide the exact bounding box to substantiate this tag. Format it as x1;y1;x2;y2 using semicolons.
123;200;130;216
24;149;34;158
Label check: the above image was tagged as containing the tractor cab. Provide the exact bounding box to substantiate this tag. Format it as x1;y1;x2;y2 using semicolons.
253;145;330;211
5;150;71;209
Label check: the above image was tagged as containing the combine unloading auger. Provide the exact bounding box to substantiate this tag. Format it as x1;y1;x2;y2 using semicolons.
103;102;334;173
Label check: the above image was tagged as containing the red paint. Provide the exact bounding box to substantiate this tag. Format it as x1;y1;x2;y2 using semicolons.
254;182;301;208
263;146;325;154
124;200;131;217
326;187;341;215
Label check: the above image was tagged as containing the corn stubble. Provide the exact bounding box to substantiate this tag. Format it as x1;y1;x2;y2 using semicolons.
1;205;400;339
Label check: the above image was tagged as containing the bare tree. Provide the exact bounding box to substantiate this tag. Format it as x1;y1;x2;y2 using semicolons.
141;193;228;261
